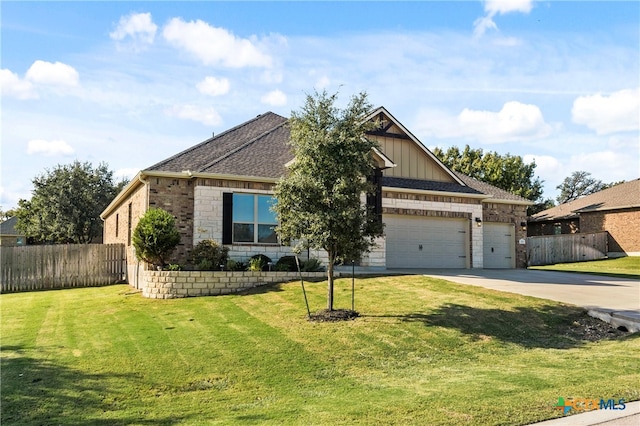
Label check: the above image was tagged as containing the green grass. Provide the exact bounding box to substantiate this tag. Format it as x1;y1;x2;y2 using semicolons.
530;256;640;280
2;276;639;425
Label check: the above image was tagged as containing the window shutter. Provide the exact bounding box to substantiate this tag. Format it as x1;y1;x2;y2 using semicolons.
222;193;233;244
367;168;383;223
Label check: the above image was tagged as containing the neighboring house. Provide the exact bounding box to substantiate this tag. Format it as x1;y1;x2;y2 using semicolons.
528;179;640;257
0;217;26;247
101;107;531;282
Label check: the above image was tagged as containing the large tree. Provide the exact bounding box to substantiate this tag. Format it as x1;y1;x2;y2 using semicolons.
15;161;126;244
433;144;544;205
555;171;619;204
273;90;384;311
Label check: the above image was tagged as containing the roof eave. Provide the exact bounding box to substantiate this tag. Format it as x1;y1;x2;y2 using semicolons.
382;185;487;199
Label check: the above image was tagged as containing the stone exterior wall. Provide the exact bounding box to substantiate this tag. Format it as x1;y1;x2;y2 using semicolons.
581;208;640;255
482;202;529;268
140;270;329;299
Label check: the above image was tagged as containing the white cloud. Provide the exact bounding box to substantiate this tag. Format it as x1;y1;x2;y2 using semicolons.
166;105;223;126
484;0;533;15
571;88;640;135
416;101;553;143
25;60;79;87
196;76;230;96
261;90;287;107
26;139;75;156
0;69;36;99
110;12;158;50
162;18;272;68
474;0;534;37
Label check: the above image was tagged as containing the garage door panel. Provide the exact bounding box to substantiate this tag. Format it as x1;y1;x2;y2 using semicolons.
483;222;515;269
385;215;469;268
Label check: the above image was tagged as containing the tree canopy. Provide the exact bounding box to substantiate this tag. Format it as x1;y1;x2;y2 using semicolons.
433;145;544;203
555;171;620;204
273;90;384;311
15;161;126;244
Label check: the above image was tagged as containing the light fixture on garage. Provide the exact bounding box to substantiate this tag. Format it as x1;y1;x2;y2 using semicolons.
520;221;527;231
475;217;482;226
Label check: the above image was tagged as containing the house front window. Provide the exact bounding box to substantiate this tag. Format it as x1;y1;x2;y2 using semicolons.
232;194;278;244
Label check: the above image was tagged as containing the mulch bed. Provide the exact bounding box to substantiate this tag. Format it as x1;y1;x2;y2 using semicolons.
562;313;630;341
309;309;360;322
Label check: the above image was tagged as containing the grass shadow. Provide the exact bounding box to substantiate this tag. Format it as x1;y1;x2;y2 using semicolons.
1;346;188;425
375;303;601;349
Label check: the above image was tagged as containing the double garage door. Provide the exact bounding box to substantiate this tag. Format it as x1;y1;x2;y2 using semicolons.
385;215;469;268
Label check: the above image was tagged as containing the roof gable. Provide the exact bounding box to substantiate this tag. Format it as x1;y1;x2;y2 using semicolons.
531;179;640;221
364;107;463;185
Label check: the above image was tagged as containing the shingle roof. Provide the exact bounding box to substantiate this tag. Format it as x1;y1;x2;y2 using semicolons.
382;176;484;195
0;217;23;236
453;172;532;203
144;110;533;204
146;112;290;178
530;179;640;222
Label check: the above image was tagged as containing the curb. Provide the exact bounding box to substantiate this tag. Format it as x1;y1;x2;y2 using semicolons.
587;309;640;333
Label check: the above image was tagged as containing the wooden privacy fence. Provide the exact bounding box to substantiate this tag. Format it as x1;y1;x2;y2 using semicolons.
526;232;608;266
1;244;126;293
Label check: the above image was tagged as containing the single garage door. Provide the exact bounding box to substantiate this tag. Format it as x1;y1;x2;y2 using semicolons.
483;222;515;268
385;215;469;268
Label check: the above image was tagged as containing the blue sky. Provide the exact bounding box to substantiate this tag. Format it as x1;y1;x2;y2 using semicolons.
2;1;639;210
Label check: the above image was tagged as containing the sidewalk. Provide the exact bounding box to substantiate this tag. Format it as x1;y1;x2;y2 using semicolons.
529;400;639;425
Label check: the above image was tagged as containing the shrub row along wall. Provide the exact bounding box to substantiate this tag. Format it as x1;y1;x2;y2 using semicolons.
140;270;332;299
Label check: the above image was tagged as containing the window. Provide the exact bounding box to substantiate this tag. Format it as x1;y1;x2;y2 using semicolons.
553;223;562;235
127;203;132;245
115;214;119;238
231;194;277;244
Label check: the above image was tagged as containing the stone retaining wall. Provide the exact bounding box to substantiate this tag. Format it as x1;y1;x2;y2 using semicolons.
140;270;329;299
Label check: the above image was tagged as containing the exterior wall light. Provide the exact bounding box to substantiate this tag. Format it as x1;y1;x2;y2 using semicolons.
475;217;482;226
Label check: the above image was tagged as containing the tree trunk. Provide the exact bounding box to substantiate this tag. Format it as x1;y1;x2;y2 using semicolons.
327;252;335;311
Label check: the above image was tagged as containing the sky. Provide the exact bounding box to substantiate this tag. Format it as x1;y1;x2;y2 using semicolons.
2;0;639;210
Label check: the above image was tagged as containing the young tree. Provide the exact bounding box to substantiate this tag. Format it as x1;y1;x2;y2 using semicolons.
15;161;126;244
274;90;384;311
555;171;619;204
433;145;544;214
132;208;180;268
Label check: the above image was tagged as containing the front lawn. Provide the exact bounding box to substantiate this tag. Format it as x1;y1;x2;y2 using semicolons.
530;256;640;280
2;276;638;425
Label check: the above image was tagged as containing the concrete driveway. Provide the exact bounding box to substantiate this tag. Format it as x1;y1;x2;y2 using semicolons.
404;268;639;311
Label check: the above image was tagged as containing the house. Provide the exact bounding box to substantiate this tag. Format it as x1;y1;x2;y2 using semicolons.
528;179;640;257
0;217;26;247
101;107;531;282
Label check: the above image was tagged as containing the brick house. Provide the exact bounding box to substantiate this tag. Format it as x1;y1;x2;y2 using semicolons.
101;107;531;282
0;217;26;247
527;179;640;257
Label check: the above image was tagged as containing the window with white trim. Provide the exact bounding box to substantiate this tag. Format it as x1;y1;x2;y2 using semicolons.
232;194;278;244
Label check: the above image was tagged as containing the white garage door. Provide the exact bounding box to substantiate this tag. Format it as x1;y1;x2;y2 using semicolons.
385;215;469;268
483;222;515;268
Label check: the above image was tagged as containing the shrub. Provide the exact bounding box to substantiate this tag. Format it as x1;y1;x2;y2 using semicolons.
192;240;229;271
132;208;180;268
275;256;298;272
247;254;272;271
226;259;245;271
164;263;183;271
301;258;324;272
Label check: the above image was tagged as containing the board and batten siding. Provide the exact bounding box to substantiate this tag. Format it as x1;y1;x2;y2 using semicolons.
372;135;454;182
